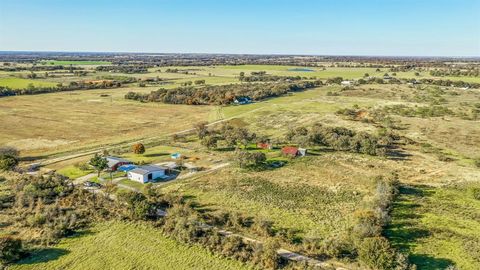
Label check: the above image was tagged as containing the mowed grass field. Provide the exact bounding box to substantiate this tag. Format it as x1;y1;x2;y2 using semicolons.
11;221;252;270
0;77;58;89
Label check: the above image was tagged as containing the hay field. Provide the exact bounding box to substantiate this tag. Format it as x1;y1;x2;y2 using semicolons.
0;86;213;157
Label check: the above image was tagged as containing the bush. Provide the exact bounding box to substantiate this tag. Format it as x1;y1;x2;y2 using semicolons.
474;158;480;168
233;150;266;169
0;147;19;158
0;236;23;264
358;237;396;270
0;156;17;171
260;239;280;270
132;143;145;154
470;187;480;200
319;235;356;259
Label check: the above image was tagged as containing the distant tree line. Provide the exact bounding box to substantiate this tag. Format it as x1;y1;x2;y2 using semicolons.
429;68;479;77
0;81;124;97
95;65;149;74
125;81;322;105
326;76;480;88
239;74;305;82
0;65;83;72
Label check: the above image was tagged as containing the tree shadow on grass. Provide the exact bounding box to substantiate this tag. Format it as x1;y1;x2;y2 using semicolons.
143;152;169;158
385;185;431;250
386;148;412;161
409;254;454;270
385;185;456;268
16;248;70;265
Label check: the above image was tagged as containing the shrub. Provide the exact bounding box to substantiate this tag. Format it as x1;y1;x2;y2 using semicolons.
132;143;146;154
0;147;19;158
320;235;356;259
470;187;480;200
260;239;280;270
358;237;396;270
0;236;23;264
201;135;218;149
0;156;17;171
474;158;480;168
118;191;154;220
233;150;266;169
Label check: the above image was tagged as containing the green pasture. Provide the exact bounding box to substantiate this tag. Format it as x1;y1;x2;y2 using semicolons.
0;77;57;89
387;183;480;270
11;221;251;270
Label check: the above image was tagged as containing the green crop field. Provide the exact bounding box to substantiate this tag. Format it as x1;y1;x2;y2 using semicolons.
0;77;57;89
11;221;252;270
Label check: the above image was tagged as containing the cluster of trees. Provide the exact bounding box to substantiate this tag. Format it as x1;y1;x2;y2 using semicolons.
285;124;393;156
299;174;413;270
163;68;198;75
0;147;19;171
414;78;480;88
379;104;456;118
161;202;282;269
326;76;480;89
178;80;206;87
98;75;138;83
195;121;257;149
239;74;305;82
429;68;479;77
0;65;83;72
0;173;120;255
95;65;148;74
352;174;413;270
233;150;266;169
0;80;124;97
125;81;322;105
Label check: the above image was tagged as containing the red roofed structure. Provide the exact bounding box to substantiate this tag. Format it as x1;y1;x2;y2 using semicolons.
281;146;307;157
282;146;299;157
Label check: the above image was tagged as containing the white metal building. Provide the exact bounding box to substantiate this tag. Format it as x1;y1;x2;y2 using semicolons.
127;165;167;183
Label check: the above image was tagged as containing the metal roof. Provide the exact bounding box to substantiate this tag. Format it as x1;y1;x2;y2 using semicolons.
106;156;132;167
129;165;167;175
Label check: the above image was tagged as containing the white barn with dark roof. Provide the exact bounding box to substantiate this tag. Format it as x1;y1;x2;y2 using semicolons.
127;165;167;183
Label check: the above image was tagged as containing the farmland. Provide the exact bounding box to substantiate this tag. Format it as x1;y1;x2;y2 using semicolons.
0;54;479;270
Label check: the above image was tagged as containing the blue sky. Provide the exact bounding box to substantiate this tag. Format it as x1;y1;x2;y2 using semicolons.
0;0;479;56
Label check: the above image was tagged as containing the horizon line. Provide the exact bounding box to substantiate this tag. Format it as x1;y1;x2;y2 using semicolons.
0;50;479;59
